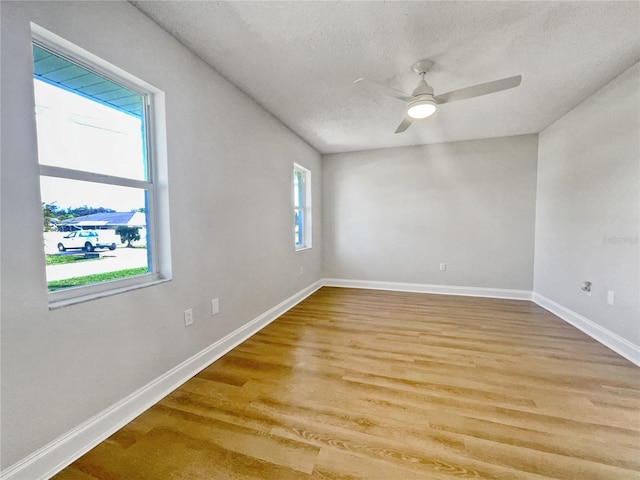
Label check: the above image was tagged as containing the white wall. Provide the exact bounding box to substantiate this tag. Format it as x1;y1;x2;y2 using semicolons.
0;0;321;469
534;62;640;346
322;135;538;291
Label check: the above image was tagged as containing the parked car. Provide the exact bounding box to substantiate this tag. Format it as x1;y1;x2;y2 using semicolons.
57;231;117;252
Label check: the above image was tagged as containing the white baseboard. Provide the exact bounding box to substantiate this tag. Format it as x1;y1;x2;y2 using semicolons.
0;280;323;480
323;278;532;301
532;292;640;367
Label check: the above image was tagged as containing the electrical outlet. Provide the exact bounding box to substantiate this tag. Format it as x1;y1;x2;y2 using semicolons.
439;263;446;271
211;298;219;315
607;290;615;305
300;266;304;276
184;308;193;327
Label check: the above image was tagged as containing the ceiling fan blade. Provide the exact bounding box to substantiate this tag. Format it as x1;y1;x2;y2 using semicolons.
395;116;414;133
355;78;413;102
434;75;521;104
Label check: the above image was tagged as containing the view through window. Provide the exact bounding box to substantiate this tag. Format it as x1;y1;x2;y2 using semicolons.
34;42;156;296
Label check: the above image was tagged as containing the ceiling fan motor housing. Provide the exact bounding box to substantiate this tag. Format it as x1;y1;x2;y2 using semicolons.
407;76;437;119
412;77;434;97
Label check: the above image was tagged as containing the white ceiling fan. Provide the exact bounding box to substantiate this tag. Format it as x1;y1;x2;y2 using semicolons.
355;59;522;133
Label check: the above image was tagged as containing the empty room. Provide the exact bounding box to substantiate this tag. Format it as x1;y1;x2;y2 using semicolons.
1;1;638;479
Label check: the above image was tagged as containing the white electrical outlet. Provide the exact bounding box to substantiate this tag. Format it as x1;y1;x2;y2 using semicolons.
607;291;615;305
184;308;193;327
211;298;219;315
300;266;304;276
439;263;446;271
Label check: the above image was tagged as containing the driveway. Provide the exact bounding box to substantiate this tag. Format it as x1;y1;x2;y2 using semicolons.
46;247;148;281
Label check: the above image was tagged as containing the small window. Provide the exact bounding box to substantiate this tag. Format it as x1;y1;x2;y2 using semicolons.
33;28;170;305
293;163;311;250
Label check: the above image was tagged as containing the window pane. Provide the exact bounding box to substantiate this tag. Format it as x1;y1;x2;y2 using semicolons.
294;170;303;207
33;46;147;181
41;177;150;291
295;209;304;246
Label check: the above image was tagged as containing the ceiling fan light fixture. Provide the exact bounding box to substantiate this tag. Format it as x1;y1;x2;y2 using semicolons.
407;99;437;119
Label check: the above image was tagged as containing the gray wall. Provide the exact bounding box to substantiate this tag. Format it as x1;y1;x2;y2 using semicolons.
534;62;640;345
1;1;321;468
322;135;538;290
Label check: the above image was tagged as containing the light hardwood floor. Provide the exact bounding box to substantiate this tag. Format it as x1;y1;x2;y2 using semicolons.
55;287;640;479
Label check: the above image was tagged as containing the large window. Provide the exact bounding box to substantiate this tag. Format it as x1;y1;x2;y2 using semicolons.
293;163;311;250
33;29;169;305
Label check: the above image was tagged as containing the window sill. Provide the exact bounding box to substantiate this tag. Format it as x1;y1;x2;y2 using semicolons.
295;245;312;252
49;276;171;310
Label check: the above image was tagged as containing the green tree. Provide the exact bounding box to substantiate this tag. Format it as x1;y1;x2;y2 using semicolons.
67;205;115;217
116;226;141;248
42;202;60;231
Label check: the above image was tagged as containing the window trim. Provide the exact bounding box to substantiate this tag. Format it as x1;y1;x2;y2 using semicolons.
293;162;312;251
32;24;171;307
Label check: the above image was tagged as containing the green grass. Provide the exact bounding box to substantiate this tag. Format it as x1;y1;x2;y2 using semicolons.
48;267;149;291
45;254;102;266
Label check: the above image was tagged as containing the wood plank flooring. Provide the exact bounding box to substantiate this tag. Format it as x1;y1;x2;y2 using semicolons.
54;287;640;479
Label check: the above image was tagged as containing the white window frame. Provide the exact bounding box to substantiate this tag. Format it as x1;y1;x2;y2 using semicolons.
32;25;171;307
293;163;312;251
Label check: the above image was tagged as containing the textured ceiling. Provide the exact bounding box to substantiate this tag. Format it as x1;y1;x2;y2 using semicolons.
131;1;640;154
